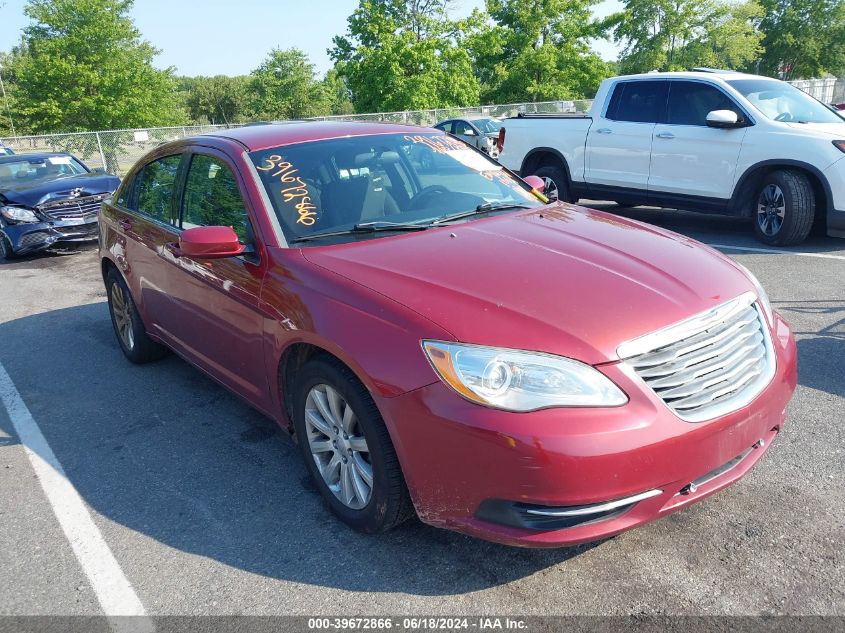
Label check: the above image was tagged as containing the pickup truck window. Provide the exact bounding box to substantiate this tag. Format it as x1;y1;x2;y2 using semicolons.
668;81;741;126
605;81;669;124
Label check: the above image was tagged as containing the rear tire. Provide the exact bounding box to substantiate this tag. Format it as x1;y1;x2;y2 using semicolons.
105;268;168;364
753;170;814;246
292;356;413;534
533;165;570;203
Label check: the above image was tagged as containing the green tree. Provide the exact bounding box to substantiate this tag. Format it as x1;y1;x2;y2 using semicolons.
11;0;179;133
321;68;355;115
612;0;763;74
757;0;845;79
184;75;250;125
330;0;480;112
249;48;331;120
471;0;612;103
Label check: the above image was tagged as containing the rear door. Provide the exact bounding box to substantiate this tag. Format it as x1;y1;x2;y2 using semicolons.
154;148;270;406
648;80;748;201
585;80;669;192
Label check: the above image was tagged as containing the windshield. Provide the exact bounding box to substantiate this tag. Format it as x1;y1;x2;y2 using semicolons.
0;155;88;189
471;118;502;134
250;133;543;243
727;79;843;124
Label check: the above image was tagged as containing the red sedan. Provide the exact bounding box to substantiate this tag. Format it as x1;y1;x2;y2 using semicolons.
99;122;797;547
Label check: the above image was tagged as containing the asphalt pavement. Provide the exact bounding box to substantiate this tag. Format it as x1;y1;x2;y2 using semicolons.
0;204;843;618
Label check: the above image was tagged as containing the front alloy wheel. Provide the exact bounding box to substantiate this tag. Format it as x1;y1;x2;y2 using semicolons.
304;384;372;510
756;183;785;237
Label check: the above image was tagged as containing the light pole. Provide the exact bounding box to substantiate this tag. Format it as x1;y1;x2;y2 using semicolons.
0;61;17;140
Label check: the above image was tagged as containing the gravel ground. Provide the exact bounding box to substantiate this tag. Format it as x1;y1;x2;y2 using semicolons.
0;204;843;618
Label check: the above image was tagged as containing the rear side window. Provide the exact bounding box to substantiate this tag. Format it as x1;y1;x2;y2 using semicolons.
182;154;253;244
135;154;182;224
668;81;741;126
605;81;669;123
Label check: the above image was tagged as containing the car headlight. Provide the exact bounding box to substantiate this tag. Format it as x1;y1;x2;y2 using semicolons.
735;263;774;325
422;341;628;412
0;205;39;223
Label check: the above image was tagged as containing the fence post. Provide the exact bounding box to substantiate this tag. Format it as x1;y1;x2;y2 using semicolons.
95;132;107;170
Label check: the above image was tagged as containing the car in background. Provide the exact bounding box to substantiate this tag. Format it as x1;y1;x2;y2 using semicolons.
99;121;796;547
434;116;503;157
0;152;120;259
0;144;14;156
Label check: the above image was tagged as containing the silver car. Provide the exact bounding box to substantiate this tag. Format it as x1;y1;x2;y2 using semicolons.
433;116;503;157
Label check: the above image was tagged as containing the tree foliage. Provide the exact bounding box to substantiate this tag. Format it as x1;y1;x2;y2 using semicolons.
330;0;480;112
11;0;179;133
470;0;612;103
249;47;332;120
183;75;250;125
612;0;764;74
757;0;845;79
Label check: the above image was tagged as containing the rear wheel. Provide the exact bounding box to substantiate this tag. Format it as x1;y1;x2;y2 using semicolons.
105;268;168;364
533;165;569;203
292;356;413;533
753;170;814;246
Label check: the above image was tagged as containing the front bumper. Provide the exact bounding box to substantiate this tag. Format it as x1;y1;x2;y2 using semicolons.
1;217;99;255
378;312;797;548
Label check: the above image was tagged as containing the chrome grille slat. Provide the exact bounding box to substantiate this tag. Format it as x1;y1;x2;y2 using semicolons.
619;292;776;423
37;194;107;220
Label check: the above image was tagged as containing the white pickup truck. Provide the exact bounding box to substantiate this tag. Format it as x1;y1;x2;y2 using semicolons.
497;70;845;245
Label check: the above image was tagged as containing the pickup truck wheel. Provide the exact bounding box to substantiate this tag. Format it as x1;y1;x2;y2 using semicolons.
106;268;168;364
292;356;413;534
533;165;569;203
753;170;814;246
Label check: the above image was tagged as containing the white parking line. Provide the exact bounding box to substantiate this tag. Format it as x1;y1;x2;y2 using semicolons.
706;243;845;261
0;361;153;630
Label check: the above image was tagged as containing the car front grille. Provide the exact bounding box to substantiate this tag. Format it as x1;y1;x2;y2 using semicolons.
37;193;108;220
618;292;775;422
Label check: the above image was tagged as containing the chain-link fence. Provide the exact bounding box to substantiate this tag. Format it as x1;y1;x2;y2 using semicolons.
0;100;593;177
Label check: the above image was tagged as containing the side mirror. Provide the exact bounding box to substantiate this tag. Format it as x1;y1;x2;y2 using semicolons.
706;110;740;129
523;175;546;192
173;226;245;259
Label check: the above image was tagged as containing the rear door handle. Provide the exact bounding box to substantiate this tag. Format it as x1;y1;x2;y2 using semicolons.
595;128;612;134
118;218;133;231
656;132;675;139
164;242;183;258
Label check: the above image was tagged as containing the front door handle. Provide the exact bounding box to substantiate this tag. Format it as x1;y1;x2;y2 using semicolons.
656;132;675;139
164;242;183;258
595;128;612;134
118;218;133;231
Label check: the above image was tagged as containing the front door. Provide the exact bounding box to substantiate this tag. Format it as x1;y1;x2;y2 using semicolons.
648;80;748;201
155;149;270;406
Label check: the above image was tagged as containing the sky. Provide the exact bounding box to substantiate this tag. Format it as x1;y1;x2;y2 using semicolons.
0;0;623;77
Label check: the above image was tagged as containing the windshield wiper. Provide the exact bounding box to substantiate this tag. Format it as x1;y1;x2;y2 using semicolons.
289;221;430;244
430;202;532;226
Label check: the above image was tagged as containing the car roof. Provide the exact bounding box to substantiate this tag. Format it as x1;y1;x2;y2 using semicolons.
199;120;446;152
612;70;764;82
0;151;74;163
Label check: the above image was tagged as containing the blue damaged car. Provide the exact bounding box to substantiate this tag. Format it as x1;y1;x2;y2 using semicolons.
0;152;119;259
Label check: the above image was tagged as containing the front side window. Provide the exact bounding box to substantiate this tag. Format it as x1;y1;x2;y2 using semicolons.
135;154;182;224
606;81;669;123
668;81;742;126
250;133;543;244
727;78;842;124
0;155;87;188
454;121;476;136
471;118;502;134
182;154;253;244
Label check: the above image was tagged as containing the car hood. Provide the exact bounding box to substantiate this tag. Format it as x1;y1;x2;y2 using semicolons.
0;172;120;207
301;204;754;364
785;121;845;138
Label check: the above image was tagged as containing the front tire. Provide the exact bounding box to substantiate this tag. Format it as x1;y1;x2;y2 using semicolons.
533;165;570;203
0;232;16;261
292;356;413;533
105;268;168;364
753;170;815;246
